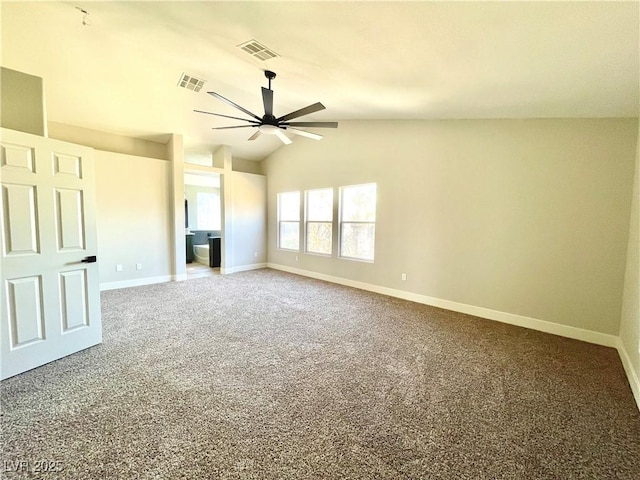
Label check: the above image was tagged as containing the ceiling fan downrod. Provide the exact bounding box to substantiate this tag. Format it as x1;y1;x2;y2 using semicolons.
265;70;276;90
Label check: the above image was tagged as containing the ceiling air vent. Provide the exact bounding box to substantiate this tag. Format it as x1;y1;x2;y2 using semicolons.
238;39;279;61
177;73;205;92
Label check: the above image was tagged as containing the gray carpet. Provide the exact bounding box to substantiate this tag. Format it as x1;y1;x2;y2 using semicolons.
2;268;639;479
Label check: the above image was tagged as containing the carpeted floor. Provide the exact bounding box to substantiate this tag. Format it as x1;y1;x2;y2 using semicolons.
2;268;639;479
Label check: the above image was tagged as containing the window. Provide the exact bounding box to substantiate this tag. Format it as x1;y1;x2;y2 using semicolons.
339;183;377;261
277;191;300;250
196;191;221;230
305;188;333;255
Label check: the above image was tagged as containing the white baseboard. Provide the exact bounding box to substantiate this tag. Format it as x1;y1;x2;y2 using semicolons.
221;262;267;275
617;339;640;412
267;263;619;348
100;275;172;291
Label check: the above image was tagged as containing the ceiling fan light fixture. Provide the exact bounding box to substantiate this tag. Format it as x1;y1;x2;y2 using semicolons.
258;124;281;135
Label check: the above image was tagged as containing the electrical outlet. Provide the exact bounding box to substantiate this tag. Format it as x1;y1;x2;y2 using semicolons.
295;255;299;261
136;263;142;270
401;273;407;281
116;264;123;272
254;252;258;258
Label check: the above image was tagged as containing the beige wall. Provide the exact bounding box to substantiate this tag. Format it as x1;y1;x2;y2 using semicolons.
620;123;640;401
233;157;263;175
95;150;172;287
48;122;168;160
168;134;186;280
224;171;267;271
264;118;638;336
0;67;46;136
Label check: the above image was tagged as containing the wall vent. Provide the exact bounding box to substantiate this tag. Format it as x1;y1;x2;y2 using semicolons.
177;73;205;92
238;39;279;61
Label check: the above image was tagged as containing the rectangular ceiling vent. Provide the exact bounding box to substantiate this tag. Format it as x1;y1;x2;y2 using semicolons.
238;39;279;61
177;73;205;92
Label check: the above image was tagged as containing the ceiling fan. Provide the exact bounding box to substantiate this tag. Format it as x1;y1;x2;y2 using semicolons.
195;70;338;145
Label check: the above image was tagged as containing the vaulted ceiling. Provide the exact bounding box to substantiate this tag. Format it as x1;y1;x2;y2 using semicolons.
2;1;638;161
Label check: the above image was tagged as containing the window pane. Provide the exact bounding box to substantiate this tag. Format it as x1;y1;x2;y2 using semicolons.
196;192;221;230
307;188;333;221
278;191;300;221
307;222;332;254
279;221;300;250
341;223;375;260
341;184;376;222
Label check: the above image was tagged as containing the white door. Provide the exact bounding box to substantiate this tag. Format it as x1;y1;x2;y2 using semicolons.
0;128;102;380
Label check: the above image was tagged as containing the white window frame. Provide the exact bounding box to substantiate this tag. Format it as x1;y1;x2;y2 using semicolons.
339;183;377;262
305;188;333;256
277;191;301;251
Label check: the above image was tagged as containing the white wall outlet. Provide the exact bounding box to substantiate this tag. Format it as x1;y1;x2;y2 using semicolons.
401;273;407;281
254;251;258;258
136;263;142;270
295;255;299;261
116;264;123;272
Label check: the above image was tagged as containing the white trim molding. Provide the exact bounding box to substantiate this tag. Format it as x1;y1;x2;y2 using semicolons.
617;339;640;412
268;263;618;347
100;275;172;291
221;262;267;275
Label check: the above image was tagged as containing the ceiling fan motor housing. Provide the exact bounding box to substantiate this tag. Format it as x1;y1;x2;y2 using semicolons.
262;114;277;125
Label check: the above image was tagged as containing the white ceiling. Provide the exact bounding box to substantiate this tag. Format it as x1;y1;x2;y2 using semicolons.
2;1;638;161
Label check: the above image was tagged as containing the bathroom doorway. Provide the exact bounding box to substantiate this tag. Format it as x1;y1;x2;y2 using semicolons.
184;172;222;279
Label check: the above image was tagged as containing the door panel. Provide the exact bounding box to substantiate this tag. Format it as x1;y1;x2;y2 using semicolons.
53;152;82;179
6;276;45;347
2;183;40;255
55;188;85;251
59;269;89;331
0;143;35;172
1;128;101;380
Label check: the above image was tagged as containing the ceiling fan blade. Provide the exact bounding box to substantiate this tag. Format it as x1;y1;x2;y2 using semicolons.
248;131;262;141
207;91;262;122
273;128;293;145
276;102;325;122
285;121;338;128
194;110;260;124
211;125;257;130
286;127;323;140
261;87;273;117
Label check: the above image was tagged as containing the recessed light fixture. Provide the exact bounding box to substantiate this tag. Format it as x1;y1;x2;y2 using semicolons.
177;73;205;92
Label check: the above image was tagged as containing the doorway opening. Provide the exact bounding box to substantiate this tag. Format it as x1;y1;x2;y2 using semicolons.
184;172;221;279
